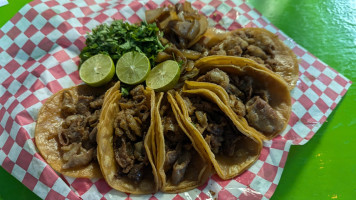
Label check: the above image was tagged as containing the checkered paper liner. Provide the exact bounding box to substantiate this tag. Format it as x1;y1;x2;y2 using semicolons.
0;0;351;199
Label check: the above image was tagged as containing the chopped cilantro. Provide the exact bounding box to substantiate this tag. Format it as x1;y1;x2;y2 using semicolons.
121;87;130;97
79;20;165;66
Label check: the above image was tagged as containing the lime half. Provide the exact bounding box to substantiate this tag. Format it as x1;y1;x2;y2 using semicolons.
146;60;180;92
79;54;115;87
116;51;151;85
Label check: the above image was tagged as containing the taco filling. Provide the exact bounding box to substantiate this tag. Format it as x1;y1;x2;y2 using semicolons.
182;95;258;160
208;30;278;70
112;85;152;184
58;91;103;169
202;28;299;89
160;95;194;185
196;68;284;135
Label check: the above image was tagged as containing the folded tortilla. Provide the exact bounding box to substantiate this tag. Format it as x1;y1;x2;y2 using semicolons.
188;56;291;140
155;92;212;192
171;90;262;180
97;82;159;194
35;84;110;178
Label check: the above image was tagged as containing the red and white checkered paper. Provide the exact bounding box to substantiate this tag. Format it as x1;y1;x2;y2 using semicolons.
0;0;352;199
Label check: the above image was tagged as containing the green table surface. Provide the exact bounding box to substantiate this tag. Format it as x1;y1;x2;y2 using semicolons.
1;0;355;199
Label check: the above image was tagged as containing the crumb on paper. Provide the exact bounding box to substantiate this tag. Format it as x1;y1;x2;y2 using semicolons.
209;190;216;196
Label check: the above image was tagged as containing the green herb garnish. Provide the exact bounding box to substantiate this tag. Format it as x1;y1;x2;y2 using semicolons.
79;20;165;66
121;87;130;97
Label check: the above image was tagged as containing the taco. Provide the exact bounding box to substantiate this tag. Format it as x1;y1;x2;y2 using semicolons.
35;84;109;178
206;28;299;90
171;90;262;180
189;56;291;140
97;82;159;194
155;92;212;192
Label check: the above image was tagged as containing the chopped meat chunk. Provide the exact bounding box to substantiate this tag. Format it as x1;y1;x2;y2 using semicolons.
130;85;145;96
245;96;284;134
254;90;269;103
89;95;104;109
87;109;101;127
61;91;76;117
136;105;149;122
62;142;80;161
204;134;223;154
163;115;185;143
76;96;93;115
83;127;97;150
115;110;137;141
229;95;246;116
118;100;134;109
61;143;94;169
171;151;191;185
133;95;147;106
183;97;196;115
265;58;277;71
115;138;135;173
160;105;169;116
197;68;230;88
209;36;248;56
227;82;245;100
127;113;142;137
245;45;267;60
163;116;178;133
238;76;254;102
164;149;179;171
133;142;145;161
63;114;85;128
58;115;87;145
195;111;208;133
127;163;145;184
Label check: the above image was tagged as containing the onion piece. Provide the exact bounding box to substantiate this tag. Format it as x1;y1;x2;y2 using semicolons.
145;7;164;23
181;49;201;60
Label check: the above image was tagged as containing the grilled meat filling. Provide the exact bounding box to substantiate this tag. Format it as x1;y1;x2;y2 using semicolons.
58;91;103;169
197;68;284;134
183;96;245;156
113;85;151;184
160;96;192;185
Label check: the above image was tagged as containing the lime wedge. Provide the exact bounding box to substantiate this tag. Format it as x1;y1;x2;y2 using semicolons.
79;54;115;87
146;60;180;92
116;51;151;85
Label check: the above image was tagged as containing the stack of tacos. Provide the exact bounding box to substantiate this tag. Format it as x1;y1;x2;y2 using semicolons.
34;1;297;195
